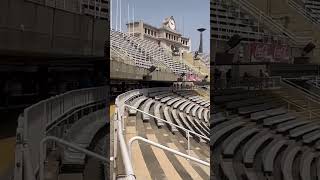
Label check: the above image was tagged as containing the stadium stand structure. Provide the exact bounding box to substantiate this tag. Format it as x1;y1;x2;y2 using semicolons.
111;85;210;179
211;74;320;180
13;86;109;180
110;29;209;81
210;0;320;64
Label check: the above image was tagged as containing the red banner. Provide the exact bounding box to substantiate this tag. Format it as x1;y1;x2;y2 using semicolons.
250;43;290;63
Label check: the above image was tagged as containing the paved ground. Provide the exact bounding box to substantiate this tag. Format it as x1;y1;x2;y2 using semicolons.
0;137;15;180
0;108;21;180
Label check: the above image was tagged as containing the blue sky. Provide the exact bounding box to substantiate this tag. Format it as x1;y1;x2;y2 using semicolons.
111;0;210;53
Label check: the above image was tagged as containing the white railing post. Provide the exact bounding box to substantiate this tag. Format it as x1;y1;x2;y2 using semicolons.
187;131;190;155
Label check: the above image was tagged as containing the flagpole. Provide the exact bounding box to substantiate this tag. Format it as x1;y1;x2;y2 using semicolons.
120;0;122;32
132;4;135;36
128;2;130;35
116;0;118;31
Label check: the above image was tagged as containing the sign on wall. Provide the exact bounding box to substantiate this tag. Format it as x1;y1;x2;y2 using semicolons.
250;43;290;63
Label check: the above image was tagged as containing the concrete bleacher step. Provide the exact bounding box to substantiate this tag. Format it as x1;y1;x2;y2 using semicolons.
58;173;83;180
127;103;209;179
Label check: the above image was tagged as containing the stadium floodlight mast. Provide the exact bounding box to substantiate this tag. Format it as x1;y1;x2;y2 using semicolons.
197;28;206;54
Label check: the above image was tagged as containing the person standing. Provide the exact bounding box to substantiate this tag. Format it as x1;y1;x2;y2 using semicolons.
226;69;232;88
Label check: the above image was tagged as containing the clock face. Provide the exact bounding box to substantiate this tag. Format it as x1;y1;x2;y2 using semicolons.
169;19;176;30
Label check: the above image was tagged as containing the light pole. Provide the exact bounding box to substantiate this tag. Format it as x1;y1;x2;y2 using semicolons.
197;28;206;54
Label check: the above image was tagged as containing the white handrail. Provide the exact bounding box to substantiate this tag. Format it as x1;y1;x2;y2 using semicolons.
128;136;210;167
39;136;115;180
115;105;136;179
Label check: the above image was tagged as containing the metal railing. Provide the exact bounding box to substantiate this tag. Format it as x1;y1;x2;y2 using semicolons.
215;76;282;90
113;87;209;179
281;77;320;101
278;77;320;119
39;136;109;180
288;0;320;27
14;86;108;180
128;136;210;167
124;104;209;154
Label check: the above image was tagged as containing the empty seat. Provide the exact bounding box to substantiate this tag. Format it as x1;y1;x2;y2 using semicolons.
173;99;187;109
160;96;174;103
129;96;148;115
179;101;191;111
178;112;196;135
226;96;274;110
223;126;259;158
281;144;300;180
171;109;189;137
263;139;287;173
300;150;315;180
243;131;273;167
163;106;178;132
276;119;308;133
203;109;209;123
197;107;205;120
250;107;287;121
210;120;246;147
142;99;155;121
155;93;173;100
186;115;208;142
149;91;169;98
191;105;200;117
167;97;181;106
263;113;296;126
185;103;196;114
238;103;280;115
220;158;238;180
192;117;209;137
289;123;320;138
154;103;165;126
302;130;320;144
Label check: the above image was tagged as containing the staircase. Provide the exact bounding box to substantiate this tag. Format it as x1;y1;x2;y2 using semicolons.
229;0;312;46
